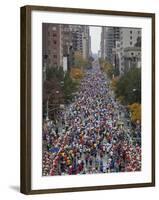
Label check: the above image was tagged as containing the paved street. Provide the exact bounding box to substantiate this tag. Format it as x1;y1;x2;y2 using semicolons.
42;60;141;176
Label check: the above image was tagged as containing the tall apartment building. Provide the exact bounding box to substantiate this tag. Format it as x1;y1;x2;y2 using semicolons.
42;23;61;69
61;25;90;69
89;35;92;57
119;28;141;73
82;26;90;60
60;24;75;70
43;24;91;73
100;27;106;59
71;25;90;60
101;26;141;75
100;27;120;63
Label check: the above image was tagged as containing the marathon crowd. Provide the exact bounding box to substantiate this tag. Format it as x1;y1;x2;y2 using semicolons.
42;62;141;176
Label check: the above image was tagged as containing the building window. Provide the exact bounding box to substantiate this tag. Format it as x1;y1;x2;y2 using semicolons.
53;55;57;58
53;33;57;37
64;28;69;32
130;36;132;40
130;42;132;45
131;52;134;56
52;27;57;31
53;40;57;45
130;30;132;34
117;44;120;48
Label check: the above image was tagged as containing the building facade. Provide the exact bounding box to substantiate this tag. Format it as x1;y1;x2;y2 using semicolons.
100;26;141;75
42;23;61;69
119;28;141;73
100;27;120;63
42;24;91;73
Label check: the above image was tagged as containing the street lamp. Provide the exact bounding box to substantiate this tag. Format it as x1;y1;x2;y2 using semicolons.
132;88;138;103
46;90;62;121
43;55;48;81
46;94;50;121
60;81;64;86
132;88;137;92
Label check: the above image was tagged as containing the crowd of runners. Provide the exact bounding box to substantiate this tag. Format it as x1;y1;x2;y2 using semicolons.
42;61;141;176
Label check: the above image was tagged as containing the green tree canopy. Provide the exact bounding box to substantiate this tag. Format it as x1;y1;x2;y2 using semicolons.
115;67;141;104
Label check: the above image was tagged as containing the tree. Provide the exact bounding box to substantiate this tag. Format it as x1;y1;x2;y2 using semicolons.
46;66;64;81
43;66;79;118
74;51;91;69
128;103;141;123
113;67;120;77
70;68;84;80
99;59;114;79
110;77;119;90
115;67;141;104
43;78;64;120
63;72;78;103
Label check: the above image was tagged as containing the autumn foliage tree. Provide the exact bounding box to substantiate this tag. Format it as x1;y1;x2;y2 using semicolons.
70;68;84;80
99;58;120;79
109;67;141;124
74;51;91;69
110;77;119;90
128;103;141;123
99;59;113;78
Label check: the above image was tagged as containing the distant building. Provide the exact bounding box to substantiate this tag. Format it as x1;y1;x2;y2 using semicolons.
100;27;120;63
100;27;106;59
62;25;90;69
123;46;141;71
71;25;90;60
82;26;89;60
119;28;141;73
100;26;141;75
98;50;101;58
61;24;74;70
112;41;121;73
89;35;92;57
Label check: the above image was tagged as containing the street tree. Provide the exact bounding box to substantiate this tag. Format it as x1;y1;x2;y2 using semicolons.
115;67;141;104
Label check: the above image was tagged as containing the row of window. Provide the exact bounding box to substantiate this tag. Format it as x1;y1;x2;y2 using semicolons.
48;49;57;54
124;57;140;61
47;58;58;66
120;41;133;45
48;32;57;37
48;40;57;45
120;36;133;40
121;30;141;34
121;52;140;60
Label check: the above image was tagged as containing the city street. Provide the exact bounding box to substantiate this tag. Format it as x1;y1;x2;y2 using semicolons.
42;60;141;176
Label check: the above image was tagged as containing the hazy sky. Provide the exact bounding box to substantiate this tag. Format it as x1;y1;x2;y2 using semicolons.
90;26;102;54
